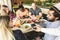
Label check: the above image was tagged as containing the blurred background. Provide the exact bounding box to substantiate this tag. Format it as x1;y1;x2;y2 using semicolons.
0;0;60;14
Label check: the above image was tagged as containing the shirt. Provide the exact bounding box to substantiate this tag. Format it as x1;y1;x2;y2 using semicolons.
42;21;60;40
29;7;41;16
13;30;27;40
41;27;60;40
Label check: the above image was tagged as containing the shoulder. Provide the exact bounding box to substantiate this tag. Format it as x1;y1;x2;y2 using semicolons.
29;8;33;10
13;30;22;34
37;7;41;10
29;8;34;12
36;7;41;12
13;30;27;40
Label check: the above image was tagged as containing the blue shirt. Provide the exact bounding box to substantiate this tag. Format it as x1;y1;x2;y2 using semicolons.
43;21;60;40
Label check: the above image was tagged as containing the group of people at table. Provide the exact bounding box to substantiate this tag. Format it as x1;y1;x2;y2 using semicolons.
0;2;60;40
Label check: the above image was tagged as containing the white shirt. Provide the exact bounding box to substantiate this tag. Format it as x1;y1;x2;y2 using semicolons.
41;27;60;40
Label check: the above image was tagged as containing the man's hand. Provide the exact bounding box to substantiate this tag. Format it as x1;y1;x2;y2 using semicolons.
33;26;41;32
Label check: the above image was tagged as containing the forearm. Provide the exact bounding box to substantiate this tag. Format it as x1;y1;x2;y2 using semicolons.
41;28;60;36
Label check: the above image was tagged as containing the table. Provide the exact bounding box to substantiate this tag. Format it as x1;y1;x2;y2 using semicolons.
12;18;46;40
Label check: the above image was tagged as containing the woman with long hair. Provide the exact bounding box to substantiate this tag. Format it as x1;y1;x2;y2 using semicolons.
0;16;27;40
0;16;15;40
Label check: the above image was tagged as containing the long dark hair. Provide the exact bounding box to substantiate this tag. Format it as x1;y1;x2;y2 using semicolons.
0;16;15;40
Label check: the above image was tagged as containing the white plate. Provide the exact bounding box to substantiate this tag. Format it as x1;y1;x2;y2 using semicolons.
20;23;31;30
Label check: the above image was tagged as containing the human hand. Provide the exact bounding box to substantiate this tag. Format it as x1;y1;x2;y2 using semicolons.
33;26;41;32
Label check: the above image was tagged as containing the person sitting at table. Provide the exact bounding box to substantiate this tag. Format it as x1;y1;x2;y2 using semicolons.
26;2;42;40
13;6;30;27
16;6;29;19
29;3;42;20
0;16;15;40
34;3;60;40
0;16;27;40
1;5;9;16
1;5;15;20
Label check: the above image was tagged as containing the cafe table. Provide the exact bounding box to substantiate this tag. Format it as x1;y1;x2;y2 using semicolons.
12;18;46;40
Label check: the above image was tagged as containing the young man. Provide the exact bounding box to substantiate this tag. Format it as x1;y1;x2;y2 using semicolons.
29;3;42;20
34;3;60;40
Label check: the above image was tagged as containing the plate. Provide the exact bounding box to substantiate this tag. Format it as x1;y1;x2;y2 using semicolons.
20;23;31;30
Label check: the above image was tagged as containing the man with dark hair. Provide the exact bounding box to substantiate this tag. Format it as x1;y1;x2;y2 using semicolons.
34;3;60;40
29;3;42;19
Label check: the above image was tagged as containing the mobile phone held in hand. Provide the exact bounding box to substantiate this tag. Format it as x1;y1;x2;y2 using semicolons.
31;23;37;29
31;23;36;27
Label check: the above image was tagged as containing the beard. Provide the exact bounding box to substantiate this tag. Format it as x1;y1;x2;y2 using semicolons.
47;18;55;22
